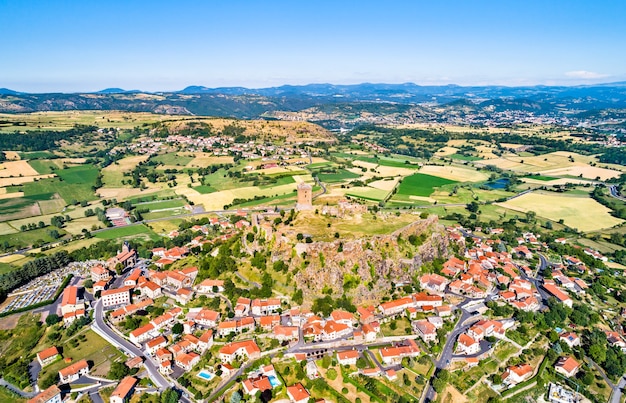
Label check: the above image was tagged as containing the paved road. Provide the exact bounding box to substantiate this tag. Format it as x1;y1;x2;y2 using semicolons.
234;272;261;288
91;299;171;391
609;185;626;202
611;376;626;403
0;378;37;399
424;299;484;402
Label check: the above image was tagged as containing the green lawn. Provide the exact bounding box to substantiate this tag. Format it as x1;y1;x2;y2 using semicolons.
94;224;160;241
395;172;457;197
317;169;361;183
37;329;125;386
134;199;186;210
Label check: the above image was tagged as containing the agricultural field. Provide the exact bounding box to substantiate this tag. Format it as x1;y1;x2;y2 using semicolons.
419;165;489;182
185;153;234;168
0;160;40;177
498;191;624;232
344;186;390;202
0;111;170;133
21;165;99;203
395;173;457;198
94;224;160;241
316;169;361;183
151;152;195;168
101;155;149;187
478;151;624;180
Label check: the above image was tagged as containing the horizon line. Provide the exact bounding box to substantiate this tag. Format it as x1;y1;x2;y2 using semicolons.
2;79;626;95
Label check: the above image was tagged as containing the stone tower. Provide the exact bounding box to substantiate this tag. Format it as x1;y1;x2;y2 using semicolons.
296;182;313;211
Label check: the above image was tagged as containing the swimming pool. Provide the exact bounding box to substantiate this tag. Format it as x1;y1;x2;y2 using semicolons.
268;375;280;387
197;370;214;380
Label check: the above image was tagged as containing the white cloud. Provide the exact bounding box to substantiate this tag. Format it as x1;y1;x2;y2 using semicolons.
565;70;609;79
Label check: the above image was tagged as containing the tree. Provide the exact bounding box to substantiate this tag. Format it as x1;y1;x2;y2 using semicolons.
40;372;58;389
161;388;179;403
107;361;130;379
172;323;183;335
467;201;480;213
582;370;594;385
356;357;367;369
589;343;607;364
45;314;61;326
230;391;242;403
83;279;94;289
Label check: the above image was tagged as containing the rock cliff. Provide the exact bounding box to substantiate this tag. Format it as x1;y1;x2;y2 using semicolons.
283;215;449;305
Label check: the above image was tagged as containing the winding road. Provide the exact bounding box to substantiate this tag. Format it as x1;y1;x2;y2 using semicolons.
91;299;171;391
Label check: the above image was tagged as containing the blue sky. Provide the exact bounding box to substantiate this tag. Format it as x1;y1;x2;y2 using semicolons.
1;0;625;92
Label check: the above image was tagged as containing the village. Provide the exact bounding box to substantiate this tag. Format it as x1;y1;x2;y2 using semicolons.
22;192;626;403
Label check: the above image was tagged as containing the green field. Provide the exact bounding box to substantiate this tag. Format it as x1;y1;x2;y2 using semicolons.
307;162;336;169
27;159;62;174
258;175;296;188
18;151;57;159
331;152;421;168
317;169;361;183
151;152;194;166
0;226;67;249
22;165;99;203
193;185;217;194
0;262;16;275
524;174;559;181
395;173;457;197
231;191;299;209
134;199;186;210
449;153;482;161
126;190;177;204
345;186;389;201
94;224;160;241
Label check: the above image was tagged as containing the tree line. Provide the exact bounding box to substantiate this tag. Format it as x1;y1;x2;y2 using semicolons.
0;251;71;302
0;125;97;151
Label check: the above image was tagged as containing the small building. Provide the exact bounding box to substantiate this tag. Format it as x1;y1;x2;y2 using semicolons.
501;364;533;386
110;376;137;403
37;346;61;367
60;286;85;316
101;286;132;309
287;383;311;403
337;350;359;366
554;356;580;378
27;385;62;403
59;359;89;384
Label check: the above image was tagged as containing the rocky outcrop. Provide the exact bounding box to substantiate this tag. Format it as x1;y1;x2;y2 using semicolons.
285;215;449;305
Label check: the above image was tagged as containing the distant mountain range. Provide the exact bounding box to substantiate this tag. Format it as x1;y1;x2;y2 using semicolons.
1;82;626;123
